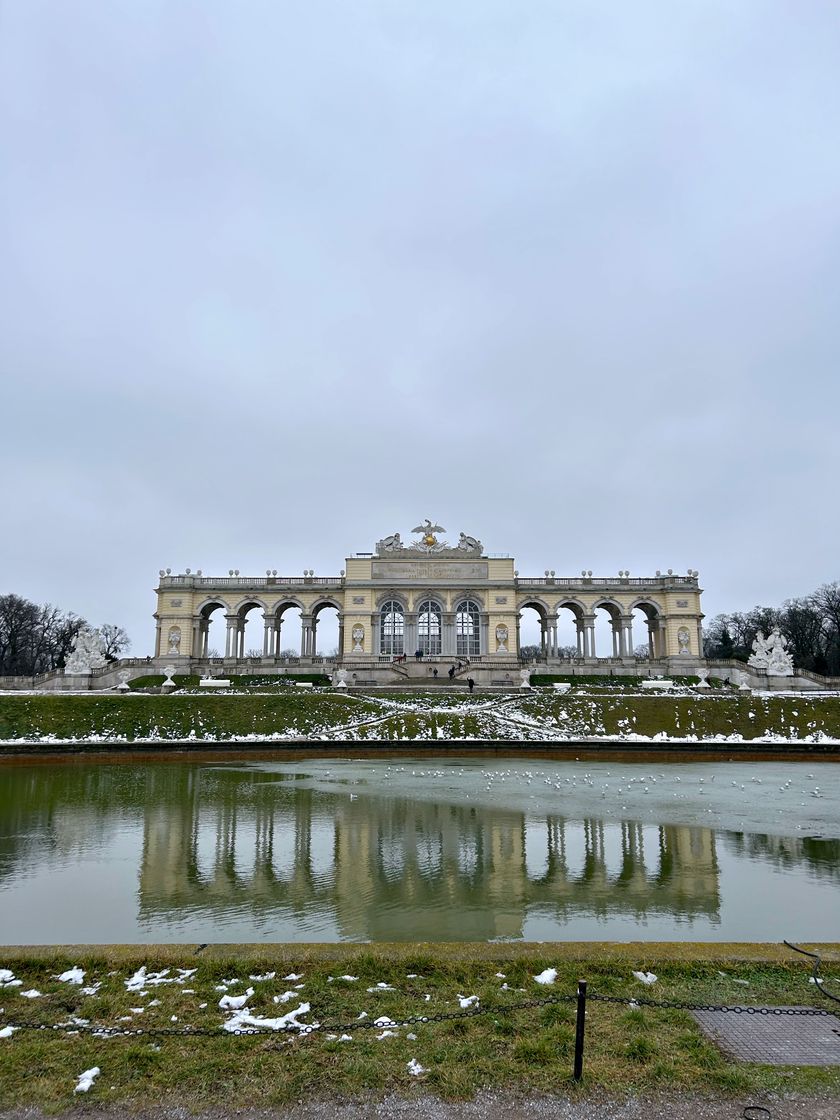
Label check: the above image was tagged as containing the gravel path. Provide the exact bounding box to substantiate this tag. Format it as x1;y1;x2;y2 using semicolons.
4;1093;840;1120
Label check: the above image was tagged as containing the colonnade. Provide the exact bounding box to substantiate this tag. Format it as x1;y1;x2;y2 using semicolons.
191;609;342;659
522;610;667;660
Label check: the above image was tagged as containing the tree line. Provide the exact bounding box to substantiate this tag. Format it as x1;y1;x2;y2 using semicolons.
703;581;840;676
0;593;130;677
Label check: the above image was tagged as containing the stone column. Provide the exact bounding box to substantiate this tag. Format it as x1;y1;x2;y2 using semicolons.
311;615;319;657
155;621;162;657
620;617;633;659
611;620;620;658
224;616;238;658
300;615;313;657
192;619;201;659
262;615;274;657
481;617;489;656
442;613;456;657
583;615;596;658
575;619;585;657
404;613;417;657
337;616;345;660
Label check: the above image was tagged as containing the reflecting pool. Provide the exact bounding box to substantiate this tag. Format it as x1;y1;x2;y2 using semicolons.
1;756;838;942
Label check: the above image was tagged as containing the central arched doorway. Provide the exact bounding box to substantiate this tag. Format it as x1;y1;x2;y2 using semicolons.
417;599;442;656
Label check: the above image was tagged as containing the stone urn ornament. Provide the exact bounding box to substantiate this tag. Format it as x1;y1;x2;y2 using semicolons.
162;664;177;691
695;668;710;688
351;625;364;652
520;667;533;689
495;624;509;653
116;669;131;692
334;667;350;689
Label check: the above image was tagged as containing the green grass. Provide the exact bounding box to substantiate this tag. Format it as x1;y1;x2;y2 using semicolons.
0;947;838;1110
1;690;840;746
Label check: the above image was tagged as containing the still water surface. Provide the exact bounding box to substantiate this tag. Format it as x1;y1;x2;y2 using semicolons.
1;756;838;943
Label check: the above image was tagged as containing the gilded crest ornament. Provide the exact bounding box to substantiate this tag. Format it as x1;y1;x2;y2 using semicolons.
411;519;447;551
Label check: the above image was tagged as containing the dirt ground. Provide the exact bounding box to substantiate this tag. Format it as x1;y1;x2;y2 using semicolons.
3;1093;840;1120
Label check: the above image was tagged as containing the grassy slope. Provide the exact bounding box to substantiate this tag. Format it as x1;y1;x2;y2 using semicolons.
2;691;840;745
1;946;839;1109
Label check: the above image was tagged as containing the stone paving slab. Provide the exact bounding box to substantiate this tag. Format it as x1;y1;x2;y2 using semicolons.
692;1007;840;1064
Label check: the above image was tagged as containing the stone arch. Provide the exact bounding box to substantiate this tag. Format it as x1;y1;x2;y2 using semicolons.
272;599;304;658
375;590;408;611
311;597;342;658
590;598;631;660
194;599;230;658
518;598;550;659
628;598;666;660
555;598;586;658
233;598;269;659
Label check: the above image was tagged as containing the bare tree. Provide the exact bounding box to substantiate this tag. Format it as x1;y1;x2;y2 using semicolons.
100;623;130;662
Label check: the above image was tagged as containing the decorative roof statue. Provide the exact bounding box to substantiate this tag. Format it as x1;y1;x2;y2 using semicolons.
64;626;107;674
748;627;794;676
411;519;447;551
377;532;403;553
375;521;485;556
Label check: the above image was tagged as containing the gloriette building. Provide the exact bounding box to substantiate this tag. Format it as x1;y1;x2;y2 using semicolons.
153;521;704;682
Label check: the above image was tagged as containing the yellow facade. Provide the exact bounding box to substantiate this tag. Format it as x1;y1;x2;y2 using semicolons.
152;526;704;666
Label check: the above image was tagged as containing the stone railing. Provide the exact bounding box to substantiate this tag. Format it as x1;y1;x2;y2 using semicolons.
159;575;344;589
515;576;698;589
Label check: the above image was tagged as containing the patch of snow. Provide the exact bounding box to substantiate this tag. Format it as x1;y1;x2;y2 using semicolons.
223;1002;316;1034
407;1058;428;1075
457;994;479;1008
57;967;85;985
219;987;254;1010
534;969;557;985
632;971;658;986
74;1066;100;1094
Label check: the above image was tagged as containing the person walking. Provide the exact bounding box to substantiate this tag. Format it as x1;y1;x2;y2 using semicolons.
415;648;422;662
433;668;438;679
448;665;455;681
467;677;475;693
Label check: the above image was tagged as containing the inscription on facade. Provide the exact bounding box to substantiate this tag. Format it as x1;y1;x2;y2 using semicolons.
170;599;183;607
495;596;508;604
352;596;365;604
675;599;689;608
372;561;489;581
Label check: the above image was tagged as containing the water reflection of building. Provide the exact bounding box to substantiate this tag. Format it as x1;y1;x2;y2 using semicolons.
136;771;723;939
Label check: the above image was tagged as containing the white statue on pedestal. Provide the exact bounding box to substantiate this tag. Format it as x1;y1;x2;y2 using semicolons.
334;667;350;688
351;626;364;652
520;667;532;689
748;628;793;676
64;627;107;674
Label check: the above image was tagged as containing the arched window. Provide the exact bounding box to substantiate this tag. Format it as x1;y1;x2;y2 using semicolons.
455;599;481;656
380;601;404;655
417;599;442;655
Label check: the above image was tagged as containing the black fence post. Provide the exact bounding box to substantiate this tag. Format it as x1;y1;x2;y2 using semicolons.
573;979;587;1081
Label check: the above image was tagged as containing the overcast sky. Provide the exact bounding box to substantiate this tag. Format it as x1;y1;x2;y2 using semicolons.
2;1;839;654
